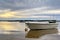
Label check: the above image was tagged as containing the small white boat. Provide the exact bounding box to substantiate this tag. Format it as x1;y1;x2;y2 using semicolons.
25;21;58;29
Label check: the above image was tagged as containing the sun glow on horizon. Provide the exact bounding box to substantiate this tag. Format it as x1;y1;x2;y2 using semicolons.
0;7;60;19
0;11;16;18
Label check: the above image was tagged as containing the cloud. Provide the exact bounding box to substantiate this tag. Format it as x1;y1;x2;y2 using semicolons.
0;12;15;18
0;9;30;18
15;6;50;16
0;0;26;10
46;0;60;9
0;0;60;20
0;6;60;19
30;16;50;18
0;0;58;10
16;7;60;16
41;10;60;14
0;9;16;18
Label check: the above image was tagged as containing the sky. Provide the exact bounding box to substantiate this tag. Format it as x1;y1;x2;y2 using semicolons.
0;0;60;20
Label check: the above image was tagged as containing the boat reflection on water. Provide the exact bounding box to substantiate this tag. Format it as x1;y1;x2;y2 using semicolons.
26;28;58;38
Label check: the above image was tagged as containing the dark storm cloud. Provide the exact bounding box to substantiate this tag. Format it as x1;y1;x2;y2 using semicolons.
46;0;60;9
0;0;60;10
0;0;25;10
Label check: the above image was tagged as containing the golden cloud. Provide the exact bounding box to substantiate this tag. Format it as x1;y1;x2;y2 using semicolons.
0;10;29;18
0;7;60;18
0;11;16;18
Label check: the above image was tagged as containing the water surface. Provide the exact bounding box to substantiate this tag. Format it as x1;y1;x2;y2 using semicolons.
0;22;25;40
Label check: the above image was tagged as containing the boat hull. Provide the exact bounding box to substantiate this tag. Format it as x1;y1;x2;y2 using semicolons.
26;23;58;29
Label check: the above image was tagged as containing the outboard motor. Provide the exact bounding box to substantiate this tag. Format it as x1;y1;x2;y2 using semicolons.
49;20;56;23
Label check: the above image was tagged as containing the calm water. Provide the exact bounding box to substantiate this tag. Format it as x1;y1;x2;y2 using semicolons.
0;22;25;32
0;22;25;40
0;22;60;40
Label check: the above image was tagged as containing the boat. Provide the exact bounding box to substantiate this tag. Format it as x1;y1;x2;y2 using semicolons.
25;20;58;29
